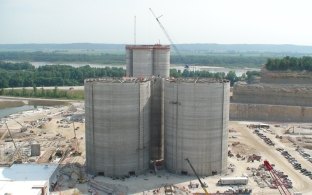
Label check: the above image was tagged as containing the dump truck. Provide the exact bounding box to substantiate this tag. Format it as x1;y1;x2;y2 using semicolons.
217;177;248;185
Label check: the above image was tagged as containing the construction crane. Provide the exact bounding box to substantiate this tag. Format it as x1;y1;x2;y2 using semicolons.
4;122;22;162
185;158;209;195
263;160;291;195
149;8;189;69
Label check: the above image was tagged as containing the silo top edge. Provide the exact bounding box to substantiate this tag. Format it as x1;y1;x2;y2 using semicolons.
166;77;229;84
84;77;152;83
126;44;170;50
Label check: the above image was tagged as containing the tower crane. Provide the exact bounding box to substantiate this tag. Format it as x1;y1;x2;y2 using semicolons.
185;158;209;195
263;160;291;195
149;8;189;69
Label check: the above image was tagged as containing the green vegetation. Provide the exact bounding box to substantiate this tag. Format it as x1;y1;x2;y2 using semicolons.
0;61;125;88
266;56;312;71
170;69;242;86
0;87;84;100
0;61;261;99
0;51;270;68
246;71;261;83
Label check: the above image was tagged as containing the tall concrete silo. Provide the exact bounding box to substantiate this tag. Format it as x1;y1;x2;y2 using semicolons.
153;45;170;77
85;78;151;177
164;78;230;176
126;45;170;77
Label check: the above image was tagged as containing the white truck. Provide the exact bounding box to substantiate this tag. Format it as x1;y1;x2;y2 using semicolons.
217;177;248;185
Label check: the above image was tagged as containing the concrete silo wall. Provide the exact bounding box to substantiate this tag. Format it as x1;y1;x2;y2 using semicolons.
126;45;170;77
133;49;153;77
150;78;164;160
126;49;133;76
164;79;230;176
85;78;151;177
153;47;170;77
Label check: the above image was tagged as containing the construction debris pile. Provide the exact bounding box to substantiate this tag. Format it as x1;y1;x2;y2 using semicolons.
0;104;85;165
250;164;293;189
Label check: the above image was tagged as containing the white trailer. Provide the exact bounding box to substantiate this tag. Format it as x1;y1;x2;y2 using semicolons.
217;177;248;185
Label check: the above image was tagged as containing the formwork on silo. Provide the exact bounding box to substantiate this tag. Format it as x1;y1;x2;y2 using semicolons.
125;45;170;77
164;78;230;176
150;77;164;160
85;77;151;177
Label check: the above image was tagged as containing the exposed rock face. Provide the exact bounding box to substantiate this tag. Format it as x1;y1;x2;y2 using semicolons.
232;82;312;107
230;103;312;122
260;68;312;84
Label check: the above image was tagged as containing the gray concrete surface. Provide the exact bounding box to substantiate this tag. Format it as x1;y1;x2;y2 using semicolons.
85;78;151;177
164;78;230;176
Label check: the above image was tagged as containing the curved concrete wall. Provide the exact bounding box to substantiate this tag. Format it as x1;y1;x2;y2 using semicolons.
126;45;170;77
133;49;153;76
164;79;230;176
153;48;170;77
85;79;151;177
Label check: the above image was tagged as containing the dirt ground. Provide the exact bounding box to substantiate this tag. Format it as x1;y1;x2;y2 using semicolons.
1;101;312;195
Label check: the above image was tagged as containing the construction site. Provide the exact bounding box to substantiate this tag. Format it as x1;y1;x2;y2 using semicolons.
0;43;311;195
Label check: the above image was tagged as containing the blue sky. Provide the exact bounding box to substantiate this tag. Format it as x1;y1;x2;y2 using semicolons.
1;0;312;45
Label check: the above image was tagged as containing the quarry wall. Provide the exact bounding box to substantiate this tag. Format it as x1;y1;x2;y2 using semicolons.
230;103;312;122
232;83;312;107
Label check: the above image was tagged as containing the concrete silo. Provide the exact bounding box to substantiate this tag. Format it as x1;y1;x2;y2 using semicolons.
126;45;170;77
153;45;170;77
85;78;151;177
164;78;230;176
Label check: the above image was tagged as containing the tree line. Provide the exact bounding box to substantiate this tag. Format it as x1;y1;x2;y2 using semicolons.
0;51;268;68
266;56;312;71
0;61;261;94
0;61;125;88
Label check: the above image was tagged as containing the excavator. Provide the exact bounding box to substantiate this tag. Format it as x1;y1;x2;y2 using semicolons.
185;158;209;195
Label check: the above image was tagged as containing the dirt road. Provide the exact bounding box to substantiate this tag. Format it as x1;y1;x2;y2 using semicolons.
231;121;312;194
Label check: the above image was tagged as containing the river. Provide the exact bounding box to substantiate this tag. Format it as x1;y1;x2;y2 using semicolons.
0;105;35;119
30;61;260;76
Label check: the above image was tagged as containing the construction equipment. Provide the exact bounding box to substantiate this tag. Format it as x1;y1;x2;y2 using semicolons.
185;158;209;195
285;126;295;134
4;122;22;163
149;8;189;69
13;119;27;132
71;121;81;156
263;160;291;195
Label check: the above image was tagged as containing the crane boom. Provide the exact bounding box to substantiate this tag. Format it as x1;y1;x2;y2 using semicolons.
4;122;22;161
149;8;187;68
185;158;209;195
263;160;291;195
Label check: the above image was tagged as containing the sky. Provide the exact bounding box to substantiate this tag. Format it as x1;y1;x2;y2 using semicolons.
1;0;312;45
